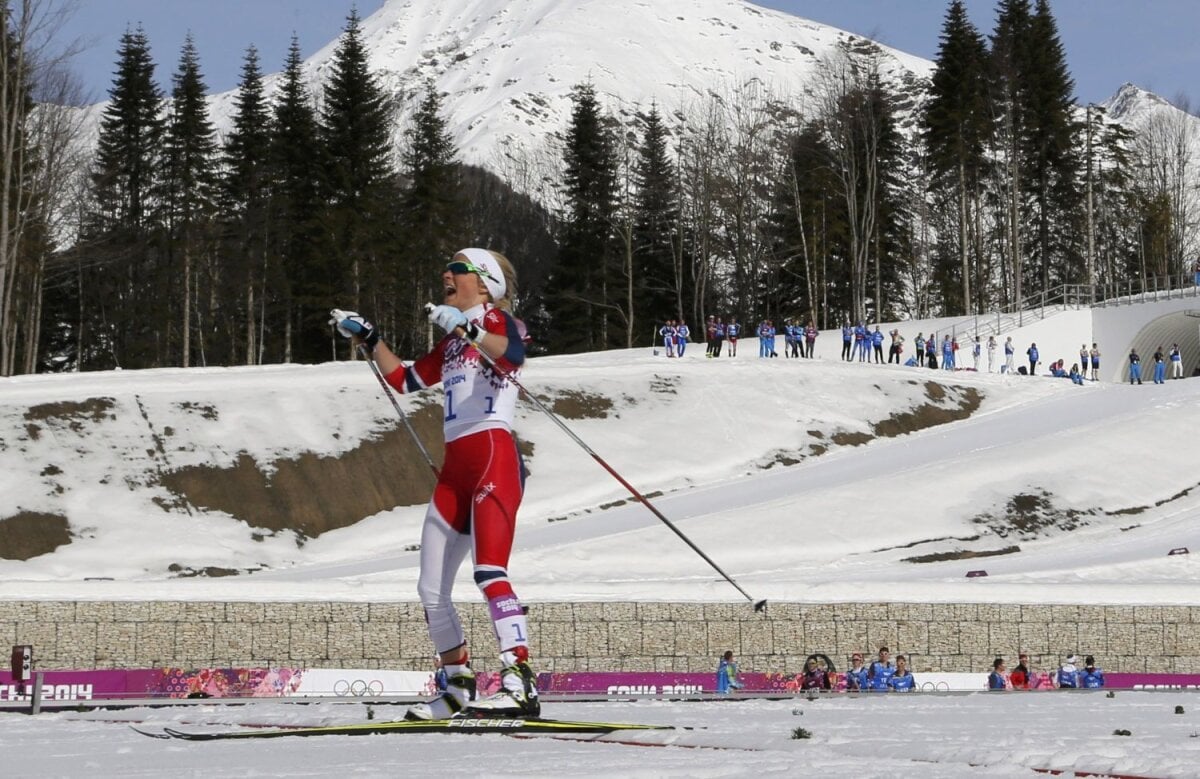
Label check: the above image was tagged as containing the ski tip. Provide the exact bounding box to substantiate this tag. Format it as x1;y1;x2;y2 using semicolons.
753;599;768;613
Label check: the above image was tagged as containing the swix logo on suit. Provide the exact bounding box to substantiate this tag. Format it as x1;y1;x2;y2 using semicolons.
387;303;525;443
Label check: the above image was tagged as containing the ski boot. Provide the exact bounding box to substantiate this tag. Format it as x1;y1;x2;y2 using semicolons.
460;650;539;718
404;663;476;721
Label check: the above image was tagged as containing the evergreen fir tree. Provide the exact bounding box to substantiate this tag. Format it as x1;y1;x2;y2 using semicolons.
398;81;464;352
223;45;273;364
548;82;619;353
92;26;163;233
320;8;396;327
159;34;220;367
989;0;1034;305
631;104;680;339
82;25;163;369
269;36;327;364
1022;0;1082;291
923;0;992;313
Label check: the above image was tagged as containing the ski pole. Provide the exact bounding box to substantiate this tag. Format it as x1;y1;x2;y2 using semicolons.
429;304;766;612
356;343;440;480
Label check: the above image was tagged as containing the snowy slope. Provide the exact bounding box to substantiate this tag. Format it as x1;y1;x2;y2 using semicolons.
2;312;1199;606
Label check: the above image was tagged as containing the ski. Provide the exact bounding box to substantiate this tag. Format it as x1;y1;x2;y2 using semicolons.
140;717;678;741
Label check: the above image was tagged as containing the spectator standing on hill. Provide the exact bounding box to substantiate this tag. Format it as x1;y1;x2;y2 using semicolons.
1153;346;1166;384
942;335;954;371
914;333;925;361
988;658;1008;690
1056;655;1081;688
1129;347;1143;384
1027;343;1039;376
845;653;869;691
804;321;818;358
1090;344;1101;381
1080;344;1089;373
704;316;718;358
987;336;997;372
1080;656;1105;688
717;650;744;693
1010;653;1031;689
855;322;868;362
1004;336;1015;374
926;333;938;369
676;320;690;357
726;318;740;357
783;320;797;358
972;336;982;371
1170;343;1183;379
888;329;904;364
660;319;677;357
841;321;853;361
868;647;896;691
888;655;916;692
872;326;885;363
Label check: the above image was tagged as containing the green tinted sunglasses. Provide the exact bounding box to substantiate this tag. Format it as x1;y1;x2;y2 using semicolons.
446;261;498;283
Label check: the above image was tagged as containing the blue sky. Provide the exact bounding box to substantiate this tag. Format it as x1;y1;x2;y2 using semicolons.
57;0;1198;107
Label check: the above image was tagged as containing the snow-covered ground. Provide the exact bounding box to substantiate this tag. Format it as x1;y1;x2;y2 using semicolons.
4;693;1200;778
2;312;1198;605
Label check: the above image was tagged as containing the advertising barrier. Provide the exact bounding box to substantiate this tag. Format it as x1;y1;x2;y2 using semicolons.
4;668;1200;702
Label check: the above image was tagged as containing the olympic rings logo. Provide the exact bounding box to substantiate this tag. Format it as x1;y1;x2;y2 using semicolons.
332;678;385;696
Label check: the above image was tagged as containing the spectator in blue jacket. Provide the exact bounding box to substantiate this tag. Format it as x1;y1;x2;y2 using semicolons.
1170;343;1183;379
941;334;954;370
844;652;869;691
717;650;743;693
1027;343;1040;376
1079;656;1105;688
841;322;853;361
868;646;895;691
888;655;916;692
872;326;885;363
854;322;868;362
1129;348;1143;385
988;657;1008;690
1056;654;1081;689
1153;346;1166;384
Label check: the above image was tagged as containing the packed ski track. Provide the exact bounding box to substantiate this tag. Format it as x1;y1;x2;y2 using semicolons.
6;693;1200;777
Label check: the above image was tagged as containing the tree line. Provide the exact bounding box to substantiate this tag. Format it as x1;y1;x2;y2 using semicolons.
0;0;1195;373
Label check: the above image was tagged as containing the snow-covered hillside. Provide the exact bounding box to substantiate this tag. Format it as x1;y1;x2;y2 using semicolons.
3;313;1199;606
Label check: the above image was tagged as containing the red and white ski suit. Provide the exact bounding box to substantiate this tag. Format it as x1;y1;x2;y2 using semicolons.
385;302;530;656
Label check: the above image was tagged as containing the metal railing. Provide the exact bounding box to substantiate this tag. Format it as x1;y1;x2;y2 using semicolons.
942;272;1200;341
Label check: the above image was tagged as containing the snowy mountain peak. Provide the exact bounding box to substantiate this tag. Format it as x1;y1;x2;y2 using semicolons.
200;0;934;166
1103;82;1173;121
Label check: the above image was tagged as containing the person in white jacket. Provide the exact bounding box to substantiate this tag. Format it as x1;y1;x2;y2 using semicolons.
987;336;997;373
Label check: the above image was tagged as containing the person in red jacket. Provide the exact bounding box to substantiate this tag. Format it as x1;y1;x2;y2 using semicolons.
1009;652;1031;689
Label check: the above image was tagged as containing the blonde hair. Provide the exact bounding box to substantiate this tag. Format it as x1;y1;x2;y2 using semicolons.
487;250;517;311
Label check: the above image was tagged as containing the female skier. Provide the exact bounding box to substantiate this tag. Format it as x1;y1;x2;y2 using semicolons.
332;248;537;720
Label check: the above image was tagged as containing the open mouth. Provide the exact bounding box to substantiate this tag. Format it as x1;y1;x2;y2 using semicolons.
444;283;457;300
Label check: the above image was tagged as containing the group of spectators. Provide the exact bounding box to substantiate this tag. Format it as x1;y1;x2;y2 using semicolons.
989;653;1105;690
1127;344;1185;385
657;319;693;358
670;316;1189;387
701;316;742;358
716;647;1107;695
